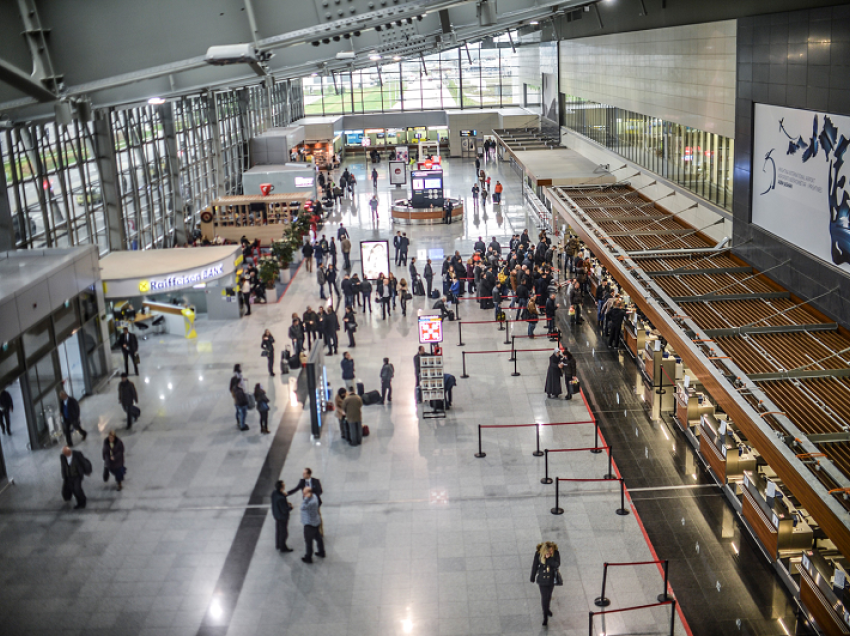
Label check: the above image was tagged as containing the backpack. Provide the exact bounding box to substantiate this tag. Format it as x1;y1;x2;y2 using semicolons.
80;454;93;476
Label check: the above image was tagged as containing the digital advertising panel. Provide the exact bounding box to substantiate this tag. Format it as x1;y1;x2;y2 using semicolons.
360;240;390;281
418;315;444;344
752;103;850;271
389;161;407;185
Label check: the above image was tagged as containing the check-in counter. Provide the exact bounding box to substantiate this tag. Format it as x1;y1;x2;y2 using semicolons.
742;471;814;561
674;380;715;432
623;318;647;360
798;550;850;636
142;302;197;339
640;337;679;419
699;414;757;483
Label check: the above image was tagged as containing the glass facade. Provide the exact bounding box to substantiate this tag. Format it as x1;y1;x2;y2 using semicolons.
2;81;303;254
302;37;520;116
563;96;734;210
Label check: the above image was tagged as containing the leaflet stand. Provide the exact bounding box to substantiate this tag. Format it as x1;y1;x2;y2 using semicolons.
420;352;446;419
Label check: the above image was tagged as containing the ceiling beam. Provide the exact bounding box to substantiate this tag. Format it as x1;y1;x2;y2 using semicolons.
670;291;790;303
0;57;57;102
702;323;839;338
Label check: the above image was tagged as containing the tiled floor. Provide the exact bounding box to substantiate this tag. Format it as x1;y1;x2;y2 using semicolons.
0;155;794;636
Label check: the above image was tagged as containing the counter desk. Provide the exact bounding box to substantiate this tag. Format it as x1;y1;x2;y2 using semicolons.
391;198;463;225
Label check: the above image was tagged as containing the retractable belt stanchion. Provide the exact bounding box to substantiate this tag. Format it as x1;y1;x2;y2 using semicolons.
551;478;564;515
595;563;611;606
475;418;592;459
533;424;543;457
457;321;464;347
475;425;485;458
616;478;629;516
542;449;553;484
658;560;671;602
551;477;627;516
503;318;510;345
588;600;677;636
461;352;468;379
594;559;669;608
542;444;611;484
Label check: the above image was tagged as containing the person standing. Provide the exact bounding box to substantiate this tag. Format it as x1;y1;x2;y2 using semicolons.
341;235;352;270
117;373;139;430
303;307;319;350
398;278;410;316
117;327;139;376
494;180;503;204
287;467;323;502
360;278;373;314
530;541;561;626
289;315;305;358
341;352;356;392
343;306;357;347
326;264;341;303
342;389;363;446
380;277;392;320
471;182;479;207
240;276;252;316
561;349;577;400
443;373;456;409
399;233;410;265
526;298;540;338
414;345;425;403
0;388;13;435
443;199;454;224
409;257;419;293
60;445;91;509
423;259;434;299
59;390;87;446
380;358;394;404
371;167;378;188
254;383;271;434
323;307;340;356
607;300;628;349
261;329;275;376
102;430;126;491
492;281;504;322
328;237;338;269
272;480;294;552
337;223;349;241
229;365;249;431
341;274;354;309
545;292;559;339
545;349;564;399
369;194;379;220
300;487;325;563
317;263;327;300
302;241;314;273
393;231;402;266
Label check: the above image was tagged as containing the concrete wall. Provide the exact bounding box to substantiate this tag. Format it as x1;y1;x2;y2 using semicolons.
733;4;850;329
559;21;737;138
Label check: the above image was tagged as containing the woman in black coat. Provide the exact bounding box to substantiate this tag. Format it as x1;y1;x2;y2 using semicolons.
530;541;561;626
562;349;577;401
288;315;305;358
261;329;275;376
544;350;564;398
254;384;270;434
343;306;357;347
102;430;126;491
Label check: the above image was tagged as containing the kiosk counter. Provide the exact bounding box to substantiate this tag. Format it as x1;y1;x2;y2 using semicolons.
200;193;312;246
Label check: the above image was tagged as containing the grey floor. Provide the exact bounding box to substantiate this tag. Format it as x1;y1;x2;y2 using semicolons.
0;156;685;636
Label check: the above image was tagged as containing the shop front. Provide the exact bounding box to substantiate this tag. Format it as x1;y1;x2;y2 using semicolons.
0;247;110;463
100;246;243;344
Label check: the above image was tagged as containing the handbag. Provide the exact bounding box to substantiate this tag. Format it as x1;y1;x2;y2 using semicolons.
261;350;270;358
246;394;256;410
403;292;413;301
133;352;141;365
555;569;563;586
103;466;110;482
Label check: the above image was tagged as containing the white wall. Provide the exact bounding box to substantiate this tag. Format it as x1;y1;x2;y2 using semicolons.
559;20;736;139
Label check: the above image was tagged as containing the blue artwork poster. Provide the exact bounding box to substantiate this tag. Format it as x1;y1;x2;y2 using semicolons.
752;103;850;271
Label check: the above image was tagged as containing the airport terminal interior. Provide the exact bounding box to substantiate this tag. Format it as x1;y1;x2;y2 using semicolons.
2;1;850;635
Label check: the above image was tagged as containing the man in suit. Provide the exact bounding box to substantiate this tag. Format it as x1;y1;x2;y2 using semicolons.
271;480;294;552
0;388;13;435
59;390;87;446
117;326;139;375
399;233;410;265
60;445;89;509
423;259;434;299
409;257;419;293
118;373;139;430
393;231;402;266
288;468;323;504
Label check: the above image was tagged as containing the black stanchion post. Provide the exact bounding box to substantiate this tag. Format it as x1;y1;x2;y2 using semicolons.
541;449;553;484
616;478;630;515
509;335;516;362
503;319;511;345
533;424;543;457
669;599;677;636
551;478;564;515
594;563;610;607
511;349;521;377
588;612;594;636
474;425;486;458
458;321;464;347
657;560;671;602
603;445;615;480
461;352;469;379
591;421;602;454
456;298;461;321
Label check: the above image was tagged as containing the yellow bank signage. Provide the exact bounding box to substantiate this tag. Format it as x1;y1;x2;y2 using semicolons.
138;263;224;293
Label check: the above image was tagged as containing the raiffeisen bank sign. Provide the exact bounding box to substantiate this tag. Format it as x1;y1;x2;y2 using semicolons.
141;264;224;292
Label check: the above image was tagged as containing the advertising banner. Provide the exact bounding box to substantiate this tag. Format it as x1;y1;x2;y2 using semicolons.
752;103;850;270
389;161;407;186
418;315;444;344
360;240;390;281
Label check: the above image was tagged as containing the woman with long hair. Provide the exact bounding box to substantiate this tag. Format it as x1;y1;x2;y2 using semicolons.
530;541;561;626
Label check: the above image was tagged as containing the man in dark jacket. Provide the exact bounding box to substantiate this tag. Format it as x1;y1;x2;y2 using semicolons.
341;275;354;309
324;308;340;355
341;352;356;392
423;259;434;299
393;231;402;265
117;327;139;376
0;388;12;435
492;282;504;321
432;297;450;320
117;373;139;430
380;358;394;403
60;445;90;509
271;480;294;552
360;278;373;314
489;237;502;256
59;390;87;446
326;264;340;303
545;292;559;339
607;301;628;348
443;373;457;409
287;467;323;503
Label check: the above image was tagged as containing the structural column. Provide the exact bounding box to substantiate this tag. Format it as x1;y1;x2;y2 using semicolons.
91;111;127;252
156;103;187;245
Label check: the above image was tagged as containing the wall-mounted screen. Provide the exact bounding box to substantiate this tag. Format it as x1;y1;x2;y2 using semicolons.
752;103;850;271
294;177;314;188
412;179;424;190
424;178;442;189
360;240;390;281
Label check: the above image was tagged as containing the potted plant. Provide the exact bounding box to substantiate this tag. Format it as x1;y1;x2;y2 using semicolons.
272;238;295;283
258;256;281;294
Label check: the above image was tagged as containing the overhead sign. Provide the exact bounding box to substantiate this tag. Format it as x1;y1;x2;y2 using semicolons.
418;315;444;344
294;176;315;188
140;263;225;293
460;130;477;137
752;103;850;271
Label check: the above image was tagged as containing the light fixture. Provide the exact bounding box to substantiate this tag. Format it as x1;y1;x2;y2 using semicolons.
530;20;539;25
199;376;204;381
147;97;166;105
311;72;318;77
369;53;382;61
393;55;401;61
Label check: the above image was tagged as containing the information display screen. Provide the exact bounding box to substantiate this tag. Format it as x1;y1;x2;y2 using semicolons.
360;240;390;281
412;178;424;190
424;177;442;189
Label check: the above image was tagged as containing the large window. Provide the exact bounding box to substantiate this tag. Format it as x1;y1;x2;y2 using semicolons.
563;96;734;211
302;38;520;115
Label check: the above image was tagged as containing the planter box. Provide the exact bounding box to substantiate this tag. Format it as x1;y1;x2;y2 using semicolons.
280;267;292;284
265;287;279;303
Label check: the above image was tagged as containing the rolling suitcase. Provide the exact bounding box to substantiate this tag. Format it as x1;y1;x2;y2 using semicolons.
362;390;382;405
362;424;370;437
356;381;365;396
430;290;440;299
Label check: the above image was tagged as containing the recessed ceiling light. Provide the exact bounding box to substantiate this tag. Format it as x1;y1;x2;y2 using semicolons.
393;55;401;61
530;20;539;25
147;97;165;105
370;54;382;61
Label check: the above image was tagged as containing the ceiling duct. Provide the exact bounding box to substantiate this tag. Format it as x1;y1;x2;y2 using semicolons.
478;0;497;27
